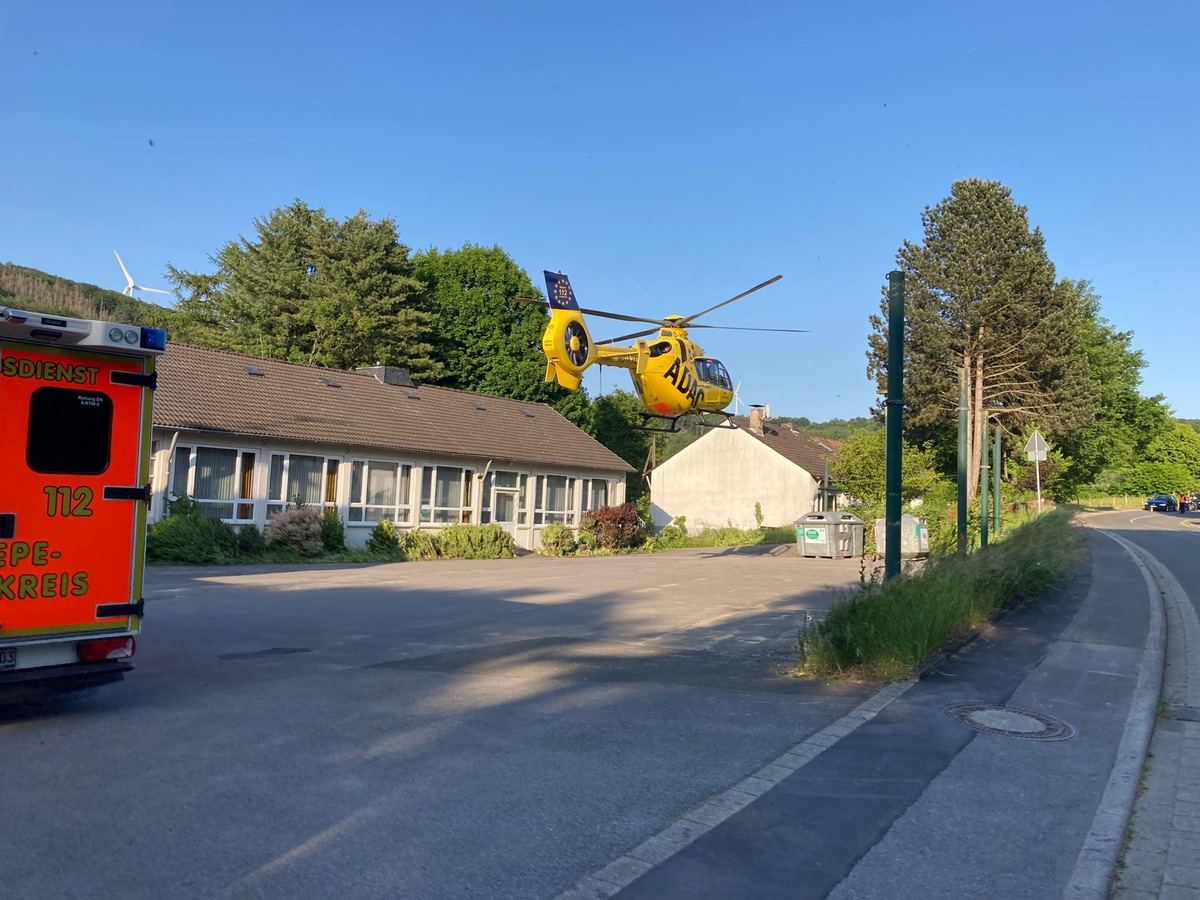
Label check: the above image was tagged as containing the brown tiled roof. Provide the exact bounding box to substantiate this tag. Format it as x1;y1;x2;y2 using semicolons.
154;344;632;473
742;423;840;477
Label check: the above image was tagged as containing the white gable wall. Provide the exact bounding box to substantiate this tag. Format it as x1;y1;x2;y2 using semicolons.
649;428;820;531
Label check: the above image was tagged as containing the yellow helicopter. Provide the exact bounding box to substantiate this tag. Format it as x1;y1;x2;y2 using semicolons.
516;271;804;432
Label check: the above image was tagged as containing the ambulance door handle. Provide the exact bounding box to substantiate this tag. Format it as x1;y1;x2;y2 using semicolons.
103;485;151;503
0;513;14;539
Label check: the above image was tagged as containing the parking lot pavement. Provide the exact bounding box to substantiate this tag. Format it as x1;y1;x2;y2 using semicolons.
3;550;877;900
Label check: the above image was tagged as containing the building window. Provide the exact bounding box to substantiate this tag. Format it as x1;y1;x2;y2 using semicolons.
349;460;412;524
581;479;608;512
418;465;474;524
170;446;256;521
267;453;339;518
534;474;575;525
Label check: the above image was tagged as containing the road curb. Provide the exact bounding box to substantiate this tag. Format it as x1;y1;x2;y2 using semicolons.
1063;528;1168;900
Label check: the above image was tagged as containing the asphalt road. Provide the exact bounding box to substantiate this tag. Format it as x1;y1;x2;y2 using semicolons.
0;548;872;899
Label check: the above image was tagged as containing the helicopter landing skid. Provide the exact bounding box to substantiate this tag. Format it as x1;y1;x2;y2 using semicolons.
633;411;739;434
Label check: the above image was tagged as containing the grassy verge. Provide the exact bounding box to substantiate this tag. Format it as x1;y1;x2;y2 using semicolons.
797;508;1082;681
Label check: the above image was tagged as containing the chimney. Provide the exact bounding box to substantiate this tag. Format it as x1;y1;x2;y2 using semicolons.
749;406;764;435
356;366;415;387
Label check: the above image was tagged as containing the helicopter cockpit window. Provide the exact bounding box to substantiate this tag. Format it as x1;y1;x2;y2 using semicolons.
695;358;731;390
648;341;672;358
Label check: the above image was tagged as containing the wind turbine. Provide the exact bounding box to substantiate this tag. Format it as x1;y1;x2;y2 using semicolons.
114;250;171;299
732;381;745;415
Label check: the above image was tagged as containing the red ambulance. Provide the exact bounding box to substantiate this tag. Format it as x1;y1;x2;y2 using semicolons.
0;307;166;700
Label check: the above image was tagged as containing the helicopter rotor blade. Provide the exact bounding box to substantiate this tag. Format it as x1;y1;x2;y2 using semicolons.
512;296;669;327
678;274;783;325
684;324;809;333
596;328;659;345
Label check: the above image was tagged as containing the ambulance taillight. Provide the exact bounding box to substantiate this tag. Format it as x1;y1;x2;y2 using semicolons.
77;637;136;664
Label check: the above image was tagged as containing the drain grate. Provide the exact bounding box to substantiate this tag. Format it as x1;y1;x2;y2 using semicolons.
1172;706;1200;722
219;647;312;661
944;703;1077;741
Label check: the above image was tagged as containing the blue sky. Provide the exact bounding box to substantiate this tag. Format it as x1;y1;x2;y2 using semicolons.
3;1;1197;422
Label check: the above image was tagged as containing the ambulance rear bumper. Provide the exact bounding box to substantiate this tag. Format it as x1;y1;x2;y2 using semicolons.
0;660;133;703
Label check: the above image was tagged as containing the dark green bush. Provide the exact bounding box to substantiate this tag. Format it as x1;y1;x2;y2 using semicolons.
366;519;405;559
147;501;239;564
400;529;439;560
436;523;517;559
236;524;267;557
580;503;646;550
656;516;689;549
540;523;577;556
321;511;346;553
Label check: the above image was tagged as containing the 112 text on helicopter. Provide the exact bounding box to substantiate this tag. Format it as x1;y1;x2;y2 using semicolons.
516;271;805;432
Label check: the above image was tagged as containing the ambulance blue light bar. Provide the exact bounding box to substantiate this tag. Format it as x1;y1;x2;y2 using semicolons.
140;327;167;351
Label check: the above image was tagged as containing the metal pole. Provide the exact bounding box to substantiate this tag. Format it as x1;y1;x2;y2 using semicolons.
992;425;1001;534
1035;458;1042;512
979;417;989;549
885;271;904;580
957;367;968;553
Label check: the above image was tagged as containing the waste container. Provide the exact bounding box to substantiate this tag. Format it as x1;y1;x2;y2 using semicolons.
796;512;864;559
873;515;930;560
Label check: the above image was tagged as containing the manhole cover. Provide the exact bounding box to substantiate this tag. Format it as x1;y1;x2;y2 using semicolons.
944;703;1076;741
1172;706;1200;722
219;647;312;661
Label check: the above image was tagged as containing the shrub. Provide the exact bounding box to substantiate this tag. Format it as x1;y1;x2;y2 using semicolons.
366;519;405;559
400;529;439;561
264;507;324;557
540;523;577;556
147;502;239;564
321;510;346;553
236;524;267;558
436;523;517;559
580;503;646;550
577;529;600;553
656;516;690;549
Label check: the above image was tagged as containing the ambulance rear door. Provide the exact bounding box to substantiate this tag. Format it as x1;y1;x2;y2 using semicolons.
0;341;155;647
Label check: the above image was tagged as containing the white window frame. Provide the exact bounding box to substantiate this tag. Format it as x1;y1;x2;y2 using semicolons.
534;474;576;526
170;445;257;523
418;465;474;525
581;478;609;513
268;452;340;518
348;459;413;525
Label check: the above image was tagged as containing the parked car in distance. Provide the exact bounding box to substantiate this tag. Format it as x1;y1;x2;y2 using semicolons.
1145;493;1178;512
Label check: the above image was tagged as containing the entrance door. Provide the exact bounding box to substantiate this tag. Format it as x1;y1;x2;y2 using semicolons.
493;489;519;537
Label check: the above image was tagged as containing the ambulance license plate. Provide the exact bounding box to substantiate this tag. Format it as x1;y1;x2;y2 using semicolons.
0;648;15;670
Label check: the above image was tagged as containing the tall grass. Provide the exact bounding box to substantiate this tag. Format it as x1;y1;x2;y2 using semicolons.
797;508;1082;680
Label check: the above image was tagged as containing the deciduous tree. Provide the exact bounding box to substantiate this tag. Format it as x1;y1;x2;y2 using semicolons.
411;244;564;403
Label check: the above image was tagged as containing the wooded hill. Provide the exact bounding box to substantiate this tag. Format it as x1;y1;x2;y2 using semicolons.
1;263;172;327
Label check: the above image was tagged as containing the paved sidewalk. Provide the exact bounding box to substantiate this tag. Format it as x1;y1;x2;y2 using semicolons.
558;523;1185;899
1109;529;1200;899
